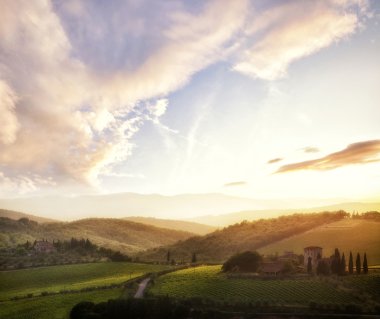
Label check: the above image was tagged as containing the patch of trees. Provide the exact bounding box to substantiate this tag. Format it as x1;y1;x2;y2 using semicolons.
351;211;380;220
18;238;131;262
71;297;200;319
222;251;262;272
316;248;369;276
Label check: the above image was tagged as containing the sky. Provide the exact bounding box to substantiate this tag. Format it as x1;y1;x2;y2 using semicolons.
0;0;380;205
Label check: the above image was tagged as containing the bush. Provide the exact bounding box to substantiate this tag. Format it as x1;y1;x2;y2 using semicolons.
222;251;262;272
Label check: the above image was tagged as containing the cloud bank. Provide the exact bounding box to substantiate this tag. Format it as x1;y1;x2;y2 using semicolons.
0;0;371;194
277;140;380;173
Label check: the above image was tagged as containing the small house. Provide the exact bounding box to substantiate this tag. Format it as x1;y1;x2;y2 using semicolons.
260;262;284;276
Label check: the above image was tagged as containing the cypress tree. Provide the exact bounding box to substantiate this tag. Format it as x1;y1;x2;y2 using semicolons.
191;252;197;263
331;248;341;274
349;252;354;274
340;253;346;275
307;257;312;274
356;253;361;274
363;253;368;274
166;250;171;263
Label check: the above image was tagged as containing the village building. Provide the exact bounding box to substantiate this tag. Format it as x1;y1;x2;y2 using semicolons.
260;262;284;276
34;240;55;253
304;246;322;270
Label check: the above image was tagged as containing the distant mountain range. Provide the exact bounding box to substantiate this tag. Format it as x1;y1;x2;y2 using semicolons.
190;202;380;226
0;193;380;227
124;217;216;235
0;193;266;220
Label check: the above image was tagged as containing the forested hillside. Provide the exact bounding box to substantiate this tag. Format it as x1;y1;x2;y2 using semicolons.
139;211;349;262
0;217;194;254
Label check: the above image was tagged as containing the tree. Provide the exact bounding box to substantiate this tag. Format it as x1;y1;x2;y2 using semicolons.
349;252;354;274
356;253;361;274
340;253;346;275
317;260;330;275
363;253;368;274
222;251;262;273
191;252;197;263
307;256;312;274
331;248;341;275
166;250;171;263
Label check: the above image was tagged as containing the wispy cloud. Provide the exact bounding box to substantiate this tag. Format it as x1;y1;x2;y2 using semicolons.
267;158;283;164
233;0;369;80
224;181;247;187
302;147;320;153
277;140;380;173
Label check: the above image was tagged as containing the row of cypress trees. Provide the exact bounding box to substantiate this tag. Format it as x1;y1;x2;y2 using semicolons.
331;249;368;275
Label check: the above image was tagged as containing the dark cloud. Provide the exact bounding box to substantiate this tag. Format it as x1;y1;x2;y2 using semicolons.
277;140;380;174
267;158;283;164
224;181;247;187
302;147;320;153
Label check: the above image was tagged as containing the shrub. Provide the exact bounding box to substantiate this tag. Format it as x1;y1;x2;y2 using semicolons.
222;251;262;272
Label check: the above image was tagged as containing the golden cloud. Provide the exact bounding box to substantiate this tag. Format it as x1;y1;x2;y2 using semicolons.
277;140;380;173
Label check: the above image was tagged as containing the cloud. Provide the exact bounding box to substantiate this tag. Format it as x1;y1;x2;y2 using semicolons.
224;181;247;187
267;158;283;164
0;80;19;144
0;0;372;195
0;0;249;193
302;147;320;153
233;0;369;80
276;140;380;173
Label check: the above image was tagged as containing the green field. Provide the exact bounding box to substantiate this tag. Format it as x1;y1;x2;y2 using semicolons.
150;265;377;305
0;288;122;319
0;262;170;300
258;219;380;264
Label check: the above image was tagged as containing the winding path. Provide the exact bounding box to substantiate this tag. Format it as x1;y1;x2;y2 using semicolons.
134;277;151;298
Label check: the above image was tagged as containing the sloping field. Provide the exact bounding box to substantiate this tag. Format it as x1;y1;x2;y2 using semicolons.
149;265;362;305
258;219;380;265
0;288;122;319
0;262;170;300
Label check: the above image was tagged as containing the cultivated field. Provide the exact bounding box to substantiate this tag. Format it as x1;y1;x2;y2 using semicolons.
0;262;170;300
149;265;379;306
0;288;122;319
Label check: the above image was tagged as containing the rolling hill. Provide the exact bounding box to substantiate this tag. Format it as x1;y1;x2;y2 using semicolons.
0;217;195;254
138;211;352;263
0;209;58;224
124;216;216;235
139;211;380;265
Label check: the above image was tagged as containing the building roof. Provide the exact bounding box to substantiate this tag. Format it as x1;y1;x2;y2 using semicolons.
304;246;322;250
260;262;284;273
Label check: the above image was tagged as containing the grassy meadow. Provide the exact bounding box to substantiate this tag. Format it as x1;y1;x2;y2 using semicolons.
0;288;122;319
0;262;170;300
258;219;380;264
0;262;173;319
149;265;379;306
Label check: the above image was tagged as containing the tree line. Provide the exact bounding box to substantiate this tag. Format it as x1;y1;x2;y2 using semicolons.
309;248;369;275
